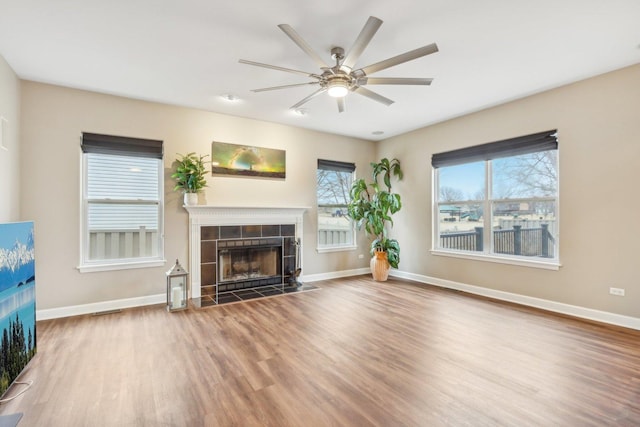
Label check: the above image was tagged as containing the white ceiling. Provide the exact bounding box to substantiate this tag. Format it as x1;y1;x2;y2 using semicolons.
1;0;639;141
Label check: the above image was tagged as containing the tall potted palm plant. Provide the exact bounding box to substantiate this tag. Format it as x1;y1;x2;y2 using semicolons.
347;158;403;281
172;152;209;206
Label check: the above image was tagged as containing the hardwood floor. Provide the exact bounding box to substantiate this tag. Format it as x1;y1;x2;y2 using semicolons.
1;276;639;426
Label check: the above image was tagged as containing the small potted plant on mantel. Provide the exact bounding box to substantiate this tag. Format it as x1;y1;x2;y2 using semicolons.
171;152;209;206
347;158;403;281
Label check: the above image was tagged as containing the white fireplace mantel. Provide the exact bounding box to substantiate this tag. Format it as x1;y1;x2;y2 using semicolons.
184;205;309;299
184;205;309;226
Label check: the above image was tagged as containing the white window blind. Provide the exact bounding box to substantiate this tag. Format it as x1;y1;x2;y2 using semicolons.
87;154;160;230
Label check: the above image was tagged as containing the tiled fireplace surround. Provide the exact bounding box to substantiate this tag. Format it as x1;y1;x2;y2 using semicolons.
184;206;307;307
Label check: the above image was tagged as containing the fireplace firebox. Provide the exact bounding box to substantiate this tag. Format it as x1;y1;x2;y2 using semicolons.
218;237;283;288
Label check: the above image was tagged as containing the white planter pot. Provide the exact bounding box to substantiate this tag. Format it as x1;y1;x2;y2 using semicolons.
184;193;199;206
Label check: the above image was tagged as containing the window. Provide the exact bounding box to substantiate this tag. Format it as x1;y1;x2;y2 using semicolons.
79;133;164;272
432;130;559;268
316;159;356;251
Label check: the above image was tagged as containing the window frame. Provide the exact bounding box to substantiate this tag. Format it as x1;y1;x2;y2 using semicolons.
432;131;560;270
78;134;165;273
316;159;357;253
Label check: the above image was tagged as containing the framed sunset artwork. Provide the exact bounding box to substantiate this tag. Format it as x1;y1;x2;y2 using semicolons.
211;141;285;179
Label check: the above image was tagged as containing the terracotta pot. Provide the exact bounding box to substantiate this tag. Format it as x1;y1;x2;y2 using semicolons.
184;192;198;206
370;249;390;281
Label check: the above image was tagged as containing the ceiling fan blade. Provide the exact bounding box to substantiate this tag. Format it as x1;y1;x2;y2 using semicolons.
252;81;320;92
337;97;345;113
290;88;327;109
353;86;394;106
278;24;329;69
359;77;433;86
239;59;318;78
360;43;439;76
341;16;383;70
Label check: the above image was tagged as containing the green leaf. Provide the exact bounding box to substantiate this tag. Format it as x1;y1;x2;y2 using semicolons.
172;152;210;193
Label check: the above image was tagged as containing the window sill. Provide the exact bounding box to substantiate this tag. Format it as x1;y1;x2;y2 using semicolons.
431;249;561;271
77;259;167;273
316;244;357;254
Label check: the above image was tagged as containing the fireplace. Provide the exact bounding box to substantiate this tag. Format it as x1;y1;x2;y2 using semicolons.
184;206;307;307
218;238;282;285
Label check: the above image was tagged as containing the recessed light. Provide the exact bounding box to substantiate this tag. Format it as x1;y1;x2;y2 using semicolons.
372;131;384;136
221;94;240;102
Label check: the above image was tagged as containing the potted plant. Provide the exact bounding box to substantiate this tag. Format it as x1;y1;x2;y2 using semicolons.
171;152;209;206
347;158;403;281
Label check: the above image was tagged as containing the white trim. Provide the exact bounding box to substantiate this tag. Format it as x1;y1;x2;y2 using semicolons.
79;152;165;271
431;249;561;270
77;258;166;273
433;149;560;267
390;270;640;331
36;267;640;330
38;268;362;320
302;268;370;282
316;244;357;253
36;293;165;321
183;205;309;222
0;116;7;151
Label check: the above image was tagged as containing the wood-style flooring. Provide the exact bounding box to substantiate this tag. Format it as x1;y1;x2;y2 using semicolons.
1;276;639;426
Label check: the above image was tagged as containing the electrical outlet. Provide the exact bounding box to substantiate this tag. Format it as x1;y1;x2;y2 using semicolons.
358;254;365;259
609;287;625;296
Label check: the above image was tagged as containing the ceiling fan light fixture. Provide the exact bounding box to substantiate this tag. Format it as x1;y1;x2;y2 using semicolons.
240;16;438;112
327;80;349;98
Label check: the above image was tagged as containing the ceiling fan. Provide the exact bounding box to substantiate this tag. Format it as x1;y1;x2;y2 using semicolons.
239;16;438;113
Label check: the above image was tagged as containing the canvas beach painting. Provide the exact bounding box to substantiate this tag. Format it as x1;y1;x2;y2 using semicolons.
211;141;286;179
0;221;37;397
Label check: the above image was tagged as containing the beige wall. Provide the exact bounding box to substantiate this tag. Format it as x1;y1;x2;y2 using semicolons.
379;64;640;318
17;63;640;319
0;55;20;222
20;81;374;310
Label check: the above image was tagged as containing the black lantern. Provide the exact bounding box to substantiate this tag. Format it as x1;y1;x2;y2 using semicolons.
166;259;188;311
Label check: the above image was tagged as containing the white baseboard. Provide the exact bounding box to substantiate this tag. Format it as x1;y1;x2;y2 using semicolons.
302;268;370;283
36;270;371;321
36;293;165;321
37;270;640;331
35;268;369;320
390;270;640;331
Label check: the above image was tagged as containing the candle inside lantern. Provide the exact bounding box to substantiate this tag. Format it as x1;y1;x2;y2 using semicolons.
172;286;182;307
